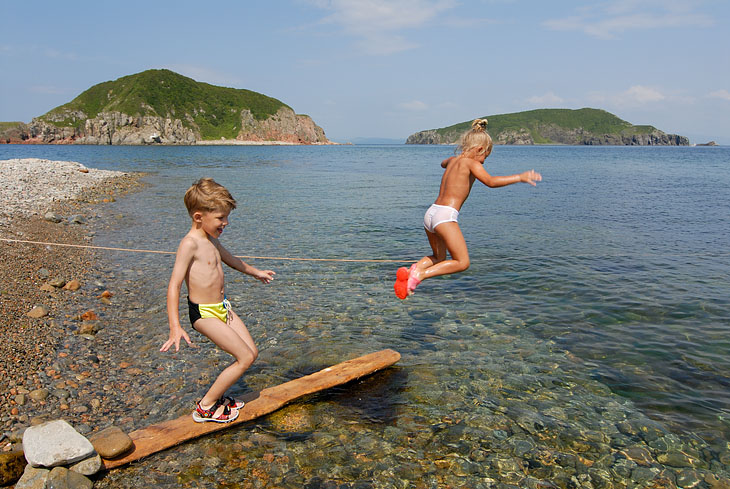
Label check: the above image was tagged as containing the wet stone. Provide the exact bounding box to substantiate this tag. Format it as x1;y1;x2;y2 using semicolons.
89;426;134;459
657;450;700;469
28;388;49;402
14;464;49;489
0;449;27;486
69;453;102;476
46;466;94;489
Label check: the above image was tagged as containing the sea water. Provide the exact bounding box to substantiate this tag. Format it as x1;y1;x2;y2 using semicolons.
2;144;729;487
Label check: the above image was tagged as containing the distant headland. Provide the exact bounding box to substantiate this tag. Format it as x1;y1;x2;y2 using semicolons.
0;69;332;145
406;108;690;146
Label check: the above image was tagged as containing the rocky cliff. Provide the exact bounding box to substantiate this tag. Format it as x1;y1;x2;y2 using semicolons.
0;69;331;145
406;109;690;146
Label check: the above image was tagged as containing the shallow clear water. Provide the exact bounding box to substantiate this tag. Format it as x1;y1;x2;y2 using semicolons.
2;144;729;486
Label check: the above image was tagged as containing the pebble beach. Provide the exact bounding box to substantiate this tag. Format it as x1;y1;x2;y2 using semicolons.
0;159;144;462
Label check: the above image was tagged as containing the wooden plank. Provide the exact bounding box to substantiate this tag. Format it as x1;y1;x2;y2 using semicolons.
102;349;401;470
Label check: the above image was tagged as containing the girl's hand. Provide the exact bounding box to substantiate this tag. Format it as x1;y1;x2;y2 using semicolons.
160;327;192;353
254;269;276;284
520;170;542;186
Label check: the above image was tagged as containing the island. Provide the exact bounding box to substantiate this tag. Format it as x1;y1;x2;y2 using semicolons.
406;108;689;146
0;69;331;145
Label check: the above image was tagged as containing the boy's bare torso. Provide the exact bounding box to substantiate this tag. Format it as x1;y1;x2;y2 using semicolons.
434;156;479;210
184;232;226;304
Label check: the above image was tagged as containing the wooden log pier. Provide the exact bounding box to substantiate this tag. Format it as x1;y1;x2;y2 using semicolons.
101;349;401;470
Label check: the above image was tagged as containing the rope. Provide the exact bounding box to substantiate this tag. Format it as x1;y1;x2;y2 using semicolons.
0;237;410;264
2;236;728;262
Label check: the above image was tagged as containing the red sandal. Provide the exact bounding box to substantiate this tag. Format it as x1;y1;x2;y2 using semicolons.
192;399;239;423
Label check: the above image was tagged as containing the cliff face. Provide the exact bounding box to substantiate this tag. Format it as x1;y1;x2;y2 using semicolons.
3;108;329;145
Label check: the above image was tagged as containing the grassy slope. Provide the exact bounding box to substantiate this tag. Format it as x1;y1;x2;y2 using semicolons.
40;69;291;140
432;108;656;143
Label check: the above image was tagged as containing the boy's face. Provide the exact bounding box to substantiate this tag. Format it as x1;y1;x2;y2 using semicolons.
195;209;230;238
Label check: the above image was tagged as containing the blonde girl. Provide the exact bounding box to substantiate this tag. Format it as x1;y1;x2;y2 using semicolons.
394;119;542;299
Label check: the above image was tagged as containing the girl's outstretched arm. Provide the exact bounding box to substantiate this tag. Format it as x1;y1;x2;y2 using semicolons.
470;161;542;188
442;156;457;168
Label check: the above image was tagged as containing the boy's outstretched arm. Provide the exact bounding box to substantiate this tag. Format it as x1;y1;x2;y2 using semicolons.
160;238;195;352
442;156;457;168
214;239;276;284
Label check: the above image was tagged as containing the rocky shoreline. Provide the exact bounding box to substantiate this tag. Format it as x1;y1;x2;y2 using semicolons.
0;159;145;485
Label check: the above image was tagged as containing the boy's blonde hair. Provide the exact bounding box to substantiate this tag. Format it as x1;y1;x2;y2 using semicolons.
458;119;493;156
184;178;237;217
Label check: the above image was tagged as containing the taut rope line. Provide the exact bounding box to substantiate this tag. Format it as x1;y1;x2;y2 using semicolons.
0;237;410;264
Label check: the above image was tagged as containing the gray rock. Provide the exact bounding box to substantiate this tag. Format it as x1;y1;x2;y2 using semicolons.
14;465;49;489
44;212;63;223
45;466;94;489
22;420;95;468
68;453;102;476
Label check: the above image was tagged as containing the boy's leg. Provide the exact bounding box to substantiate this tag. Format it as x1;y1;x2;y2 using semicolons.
194;317;257;413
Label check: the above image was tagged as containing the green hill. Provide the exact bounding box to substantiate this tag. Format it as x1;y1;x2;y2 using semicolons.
40;69;291;140
407;108;688;146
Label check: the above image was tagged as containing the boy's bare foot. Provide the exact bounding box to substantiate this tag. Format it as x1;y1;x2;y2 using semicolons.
192;400;239;423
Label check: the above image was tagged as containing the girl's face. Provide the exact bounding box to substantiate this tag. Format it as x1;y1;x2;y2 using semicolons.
197;209;230;238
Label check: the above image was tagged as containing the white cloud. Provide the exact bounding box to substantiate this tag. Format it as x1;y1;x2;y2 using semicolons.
709;89;730;101
621;85;665;104
398;100;429;111
526;92;565;106
543;1;713;39
308;0;457;54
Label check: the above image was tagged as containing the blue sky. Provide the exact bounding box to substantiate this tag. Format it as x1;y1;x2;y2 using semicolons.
2;0;728;143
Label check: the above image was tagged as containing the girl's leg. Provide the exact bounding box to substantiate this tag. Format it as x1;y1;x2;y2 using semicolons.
415;221;469;281
194;316;257;414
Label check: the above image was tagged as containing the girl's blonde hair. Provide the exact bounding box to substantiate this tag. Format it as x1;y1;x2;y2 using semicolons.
184;178;237;217
457;119;493;156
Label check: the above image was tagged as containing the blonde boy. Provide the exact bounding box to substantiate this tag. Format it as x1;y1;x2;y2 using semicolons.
161;178;275;423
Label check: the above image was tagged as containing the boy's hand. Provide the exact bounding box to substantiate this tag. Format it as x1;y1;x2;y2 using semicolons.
160;327;193;353
520;170;542;186
254;269;276;284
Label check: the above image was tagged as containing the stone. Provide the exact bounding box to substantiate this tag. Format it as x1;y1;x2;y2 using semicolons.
68;215;86;225
657;450;699;468
14;465;49;489
22;420;95;468
26;306;49;318
44;212;63;223
45;466;93;489
40;283;57;293
28;388;49;402
0;449;26;486
76;322;98;335
89;426;134;459
48;278;66;288
68;453;102;476
63;279;81;291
